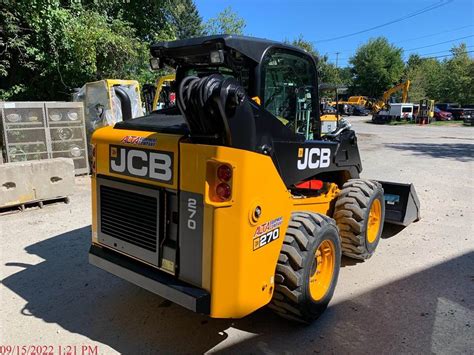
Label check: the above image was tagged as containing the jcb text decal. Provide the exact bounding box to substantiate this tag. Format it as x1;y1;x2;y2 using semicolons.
297;147;331;170
110;145;173;183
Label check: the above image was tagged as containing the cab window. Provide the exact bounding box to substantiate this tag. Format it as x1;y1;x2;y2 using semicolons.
261;49;317;138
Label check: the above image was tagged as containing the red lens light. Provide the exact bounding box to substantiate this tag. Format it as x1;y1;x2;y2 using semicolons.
216;182;231;201
217;164;232;182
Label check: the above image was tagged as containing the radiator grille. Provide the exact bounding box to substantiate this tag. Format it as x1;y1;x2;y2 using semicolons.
100;185;158;252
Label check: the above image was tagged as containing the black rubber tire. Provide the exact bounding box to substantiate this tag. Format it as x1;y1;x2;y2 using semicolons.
334;179;385;260
269;212;341;323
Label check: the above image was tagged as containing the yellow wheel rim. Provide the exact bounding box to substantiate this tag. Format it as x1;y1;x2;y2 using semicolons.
367;199;382;244
309;240;335;301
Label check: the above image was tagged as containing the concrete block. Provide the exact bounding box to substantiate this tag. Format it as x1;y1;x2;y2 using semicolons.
0;158;74;208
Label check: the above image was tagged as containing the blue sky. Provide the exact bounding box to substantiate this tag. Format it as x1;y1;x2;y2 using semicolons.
195;0;474;67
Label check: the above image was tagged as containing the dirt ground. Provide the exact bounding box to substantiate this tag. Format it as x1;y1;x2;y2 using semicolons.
1;116;473;354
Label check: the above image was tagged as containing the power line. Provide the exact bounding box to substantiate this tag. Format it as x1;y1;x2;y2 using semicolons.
406;45;474;58
405;34;474;51
419;50;474;59
326;24;474;55
313;0;453;43
336;49;474;65
396;24;473;44
334;35;474;62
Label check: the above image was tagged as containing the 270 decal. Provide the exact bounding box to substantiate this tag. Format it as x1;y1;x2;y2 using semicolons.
253;228;280;251
253;217;283;251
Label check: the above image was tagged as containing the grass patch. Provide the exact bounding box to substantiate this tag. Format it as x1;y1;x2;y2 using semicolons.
388;120;410;125
429;120;464;126
384;119;465;127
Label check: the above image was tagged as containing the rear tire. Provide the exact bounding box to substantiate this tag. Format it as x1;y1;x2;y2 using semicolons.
269;212;341;323
334;179;385;260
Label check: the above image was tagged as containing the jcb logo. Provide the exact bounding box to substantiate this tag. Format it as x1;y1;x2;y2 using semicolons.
297;147;331;170
110;145;173;183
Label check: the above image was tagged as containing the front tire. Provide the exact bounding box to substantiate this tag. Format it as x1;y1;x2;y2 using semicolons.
269;212;341;323
334;179;385;260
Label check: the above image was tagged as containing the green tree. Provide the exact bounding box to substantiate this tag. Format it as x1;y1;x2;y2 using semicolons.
0;1;151;100
403;44;473;104
404;57;443;103
171;0;203;39
289;35;351;87
349;37;404;97
61;0;203;41
203;6;246;35
0;0;204;100
0;1;37;99
440;43;473;105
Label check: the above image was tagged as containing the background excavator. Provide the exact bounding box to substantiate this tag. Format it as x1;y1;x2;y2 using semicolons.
370;80;411;123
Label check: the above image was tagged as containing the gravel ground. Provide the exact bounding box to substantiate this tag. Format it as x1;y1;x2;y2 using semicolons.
1;116;473;354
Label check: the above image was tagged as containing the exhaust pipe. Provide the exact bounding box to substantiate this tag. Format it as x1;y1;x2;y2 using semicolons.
113;86;133;121
378;181;421;226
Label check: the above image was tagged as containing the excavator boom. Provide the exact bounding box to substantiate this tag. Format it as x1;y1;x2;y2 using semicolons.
372;80;411;113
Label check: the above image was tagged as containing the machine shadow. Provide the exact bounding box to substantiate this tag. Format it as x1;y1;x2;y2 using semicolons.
340;224;406;267
2;226;231;354
218;251;474;354
381;223;406;239
385;143;473;162
3;227;473;354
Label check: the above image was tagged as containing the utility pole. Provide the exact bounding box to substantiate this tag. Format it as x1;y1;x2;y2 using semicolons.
335;52;340;68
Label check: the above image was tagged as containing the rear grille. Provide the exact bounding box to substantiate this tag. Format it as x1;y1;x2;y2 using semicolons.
100;185;158;252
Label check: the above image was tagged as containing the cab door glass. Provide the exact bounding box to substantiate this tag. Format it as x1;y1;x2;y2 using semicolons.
261;49;317;139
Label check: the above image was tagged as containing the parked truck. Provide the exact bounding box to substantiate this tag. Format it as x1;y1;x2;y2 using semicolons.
435;103;474;122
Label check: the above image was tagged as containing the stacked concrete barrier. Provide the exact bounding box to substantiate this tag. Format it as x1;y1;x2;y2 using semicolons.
0;158;75;209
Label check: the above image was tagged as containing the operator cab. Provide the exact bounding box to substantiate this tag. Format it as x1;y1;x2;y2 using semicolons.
149;35;320;140
116;35;361;187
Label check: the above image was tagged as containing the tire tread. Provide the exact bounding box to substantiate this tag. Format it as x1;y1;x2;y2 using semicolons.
270;212;338;322
334;179;383;260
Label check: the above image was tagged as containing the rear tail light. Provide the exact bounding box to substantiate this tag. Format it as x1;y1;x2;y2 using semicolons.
216;182;231;201
217;164;232;182
208;162;233;202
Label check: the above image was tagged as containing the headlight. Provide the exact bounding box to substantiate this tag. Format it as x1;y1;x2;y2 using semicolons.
6;113;21;123
70;146;82;157
49;110;62;121
210;50;225;64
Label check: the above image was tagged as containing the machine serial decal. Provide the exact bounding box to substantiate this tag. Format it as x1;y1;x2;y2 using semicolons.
109;145;173;183
186;197;197;230
253;217;283;251
297;147;331;170
121;135;157;147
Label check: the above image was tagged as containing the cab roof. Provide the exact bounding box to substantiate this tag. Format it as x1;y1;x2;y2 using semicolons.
150;34;310;65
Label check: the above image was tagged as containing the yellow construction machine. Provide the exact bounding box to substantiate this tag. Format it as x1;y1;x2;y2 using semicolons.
371;80;411;113
371;80;411;123
89;35;420;323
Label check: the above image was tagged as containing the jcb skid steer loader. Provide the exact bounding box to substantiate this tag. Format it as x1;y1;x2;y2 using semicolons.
89;35;420;322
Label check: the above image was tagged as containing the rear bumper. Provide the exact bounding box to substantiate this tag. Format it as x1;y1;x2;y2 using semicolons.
89;244;210;314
